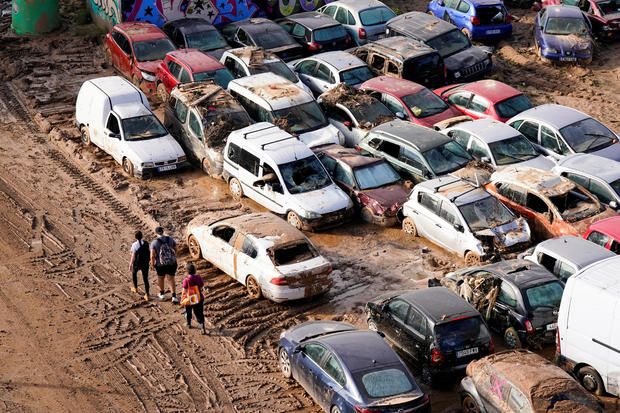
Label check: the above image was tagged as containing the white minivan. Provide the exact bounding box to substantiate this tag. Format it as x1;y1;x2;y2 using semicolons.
75;76;188;179
557;255;620;396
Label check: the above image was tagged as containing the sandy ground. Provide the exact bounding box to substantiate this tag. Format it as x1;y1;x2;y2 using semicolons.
0;0;619;411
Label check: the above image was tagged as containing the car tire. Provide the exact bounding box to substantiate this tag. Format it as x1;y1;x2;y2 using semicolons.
504;327;522;349
422;365;434;387
245;275;262;300
402;217;417;236
187;234;202;260
122;158;134;177
360;207;374;224
80;126;91;146
202;157;214;177
462;28;472;40
228;177;243;200
157;82;169;103
578;366;605;395
278;347;292;379
465;251;481;266
330;406;342;413
287;211;303;230
461;394;481;413
367;319;378;331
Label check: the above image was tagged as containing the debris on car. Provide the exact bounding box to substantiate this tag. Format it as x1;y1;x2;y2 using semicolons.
320;83;394;129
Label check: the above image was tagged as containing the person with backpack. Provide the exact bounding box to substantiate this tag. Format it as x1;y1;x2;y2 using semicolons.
150;226;179;303
129;230;150;301
181;262;206;334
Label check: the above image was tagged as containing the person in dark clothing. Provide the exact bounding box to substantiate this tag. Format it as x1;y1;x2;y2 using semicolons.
129;230;150;301
182;263;206;334
150;226;179;303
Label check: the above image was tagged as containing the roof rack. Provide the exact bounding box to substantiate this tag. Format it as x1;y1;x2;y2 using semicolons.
261;135;299;150
433;174;482;202
241;123;277;139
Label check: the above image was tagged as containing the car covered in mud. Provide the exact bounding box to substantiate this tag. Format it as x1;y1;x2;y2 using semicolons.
312;144;409;226
385;11;493;82
278;320;431;413
460;350;604;413
104;22;177;95
402;176;531;265
223;123;354;230
360;77;464;128
186;212;332;302
277;12;353;55
227;72;343;148
291;51;374;96
162;18;231;59
155;49;234;102
366;287;493;386
437;259;564;349
443;118;555;170
534;5;594;65
318;83;394;146
508;104;620;162
348;36;446;88
486;167;616;240
163;82;252;178
583;215;620;253
427;0;512;41
574;0;620;38
76;76;187;179
434;79;534;123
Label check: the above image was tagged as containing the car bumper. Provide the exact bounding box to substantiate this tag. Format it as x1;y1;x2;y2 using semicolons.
541;51;592;63
300;207;355;231
137;161;190;179
451;61;493;82
262;280;333;303
365;211;399;227
470;25;512;40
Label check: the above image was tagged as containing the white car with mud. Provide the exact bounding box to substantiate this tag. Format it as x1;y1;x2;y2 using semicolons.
186;211;333;302
223;122;354;230
402;175;531;265
76;76;188;179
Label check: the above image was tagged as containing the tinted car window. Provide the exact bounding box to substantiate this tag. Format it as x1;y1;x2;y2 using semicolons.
439;201;459;225
407;308;427;336
359;6;396;25
434;316;490;352
167;60;182;78
185;30;228;51
297;59;317;75
469;95;489;113
587;230;610;247
419;192;441;214
524;281;563;309
457;0;471;12
318;153;338;174
357;368;413;398
588;179;615;204
238;149;260;175
497;282;518;307
495;95;533;119
517;121;539;143
133;38;176;62
241;237;257;258
314;25;348;41
400;148;426;170
254;29;297;49
304;343;327;364
387;299;409;320
292;23;306;37
179;67;192;83
323;354;346;386
315;63;334;83
335;7;348;24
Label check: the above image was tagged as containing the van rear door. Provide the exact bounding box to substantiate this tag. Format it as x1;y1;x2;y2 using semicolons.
605;301;620;395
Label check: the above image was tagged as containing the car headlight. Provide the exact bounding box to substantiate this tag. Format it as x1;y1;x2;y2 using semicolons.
453;71;461;78
178;155;187;162
543;47;558;54
301;210;322;219
141;162;154;168
140;70;156;82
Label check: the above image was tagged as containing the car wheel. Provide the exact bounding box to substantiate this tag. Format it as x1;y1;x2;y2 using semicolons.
122;158;134;177
462;394;481;413
402;217;417;236
245;275;262;299
367;319;378;331
422;365;434;387
578;366;604;395
462;28;472;40
465;251;481;266
278;347;292;379
287;211;303;230
187;235;202;260
228;177;243;200
202;157;214;177
330;406;342;413
157;82;169;103
80;126;91;146
504;327;522;349
360;207;374;224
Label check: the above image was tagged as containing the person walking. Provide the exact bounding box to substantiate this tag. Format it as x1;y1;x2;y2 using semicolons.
129;230;150;301
150;226;179;303
181;262;206;334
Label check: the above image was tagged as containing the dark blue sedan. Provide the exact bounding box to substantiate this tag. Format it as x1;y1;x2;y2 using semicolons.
533;5;594;65
278;320;431;413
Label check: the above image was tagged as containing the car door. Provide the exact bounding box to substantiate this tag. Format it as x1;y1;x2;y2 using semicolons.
252;161;284;212
295;342;328;402
381;93;411;120
368;53;387;76
317;351;346;410
290;23;308;47
163;59;182;91
540;125;571;159
535;9;547;51
186;109;206;162
469;136;493;164
434;200;463;252
112;31;133;76
399;147;430;183
446;91;473;116
235;148;262;201
441;0;461;24
103;112;123;162
326;106;358;147
383;298;411;350
333;161;356;200
414;191;443;241
490;279;519;333
312;63;336;95
403;307;428;363
453;0;472;29
295;59;319;91
206;224;237;275
232;233;260;283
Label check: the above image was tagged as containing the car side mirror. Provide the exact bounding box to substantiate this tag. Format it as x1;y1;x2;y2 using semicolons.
609;200;618;209
376;331;385;338
481;156;491;163
454;223;464;232
395;111;405;120
343;121;352;130
293;345;303;354
106;129;120;139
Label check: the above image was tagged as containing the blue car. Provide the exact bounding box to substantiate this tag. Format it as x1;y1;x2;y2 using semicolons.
427;0;512;40
278;320;431;413
534;5;594;65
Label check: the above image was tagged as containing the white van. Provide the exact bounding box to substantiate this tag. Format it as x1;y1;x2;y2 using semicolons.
557;255;620;396
75;76;188;179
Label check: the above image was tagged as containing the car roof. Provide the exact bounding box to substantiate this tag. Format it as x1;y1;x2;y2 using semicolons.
460;79;522;103
479;259;559;288
359;36;436;60
491;166;576;197
217;213;308;245
230;73;313;110
587;215;620;240
387;12;456;40
170;82;244;116
306;51;367;71
164;18;216;34
113;102;152;119
231;122;315;164
86;76;148;108
114;22;167;42
510;104;589;129
313;144;382;168
361;76;426;97
545;4;585;17
167;49;224;72
372;119;451;152
555;153;620;184
535;235;615;269
469;0;506;5
228;46;281;65
417;175;492;205
234;18;282;33
327;0;390;11
571;255;620;295
399;287;480;324
284;11;341;29
450;119;521;143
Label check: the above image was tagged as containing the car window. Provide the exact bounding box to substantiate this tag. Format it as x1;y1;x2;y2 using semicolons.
526;192;549;214
279;21;295;33
179;67;191;83
387;299;410;321
554;260;575;282
114;31;132;55
329;107;351;123
359;7;396;25
370;54;386;71
382;94;407;117
468;94;489;113
237;28;248;44
587;230;610;248
175;100;188;123
538;252;557;274
445;0;459;8
449;130;471;149
387;60;399;75
418;192;441;215
241;237;257;258
497;282;517;307
167;60;182;79
292;23;306;37
318;153;338;175
347;11;356;25
377;139;401;158
227;142;241;164
334;162;355;187
315;63;334;83
610;240;620;254
439;201;459;225
188;111;202;138
563;172;589;188
238;149;260;176
399;148;426;171
335;7;348;24
304;343;327;364
470;138;490;160
212;225;236;244
322;353;346;386
352;48;369;62
106;113;120;134
407;307;427;336
297;59;318;75
517;121;539;143
457;0;471;12
323;5;337;17
224;56;245;78
508;387;533;413
496;182;527;206
541;125;562;154
588;179;615;205
447;92;471;107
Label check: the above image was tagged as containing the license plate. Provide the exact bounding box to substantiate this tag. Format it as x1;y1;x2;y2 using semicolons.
546;322;558;331
158;164;177;172
456;347;479;358
486;29;501;34
560;56;576;61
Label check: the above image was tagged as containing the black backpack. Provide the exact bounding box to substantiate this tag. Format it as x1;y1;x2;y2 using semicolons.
135;240;150;267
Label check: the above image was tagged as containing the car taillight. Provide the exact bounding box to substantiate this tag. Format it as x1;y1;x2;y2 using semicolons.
489;338;495;354
309;42;323;51
270;277;288;286
354;407;380;413
556;327;561;354
359;27;367;39
506;13;511;23
525;319;534;334
471;16;480;25
355;145;362;151
431;349;443;366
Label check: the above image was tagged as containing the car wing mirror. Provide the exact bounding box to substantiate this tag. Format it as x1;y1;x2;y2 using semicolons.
376;330;385;338
395;111;405;120
609;200;618;210
343;120;352;130
481;156;491;163
293;345;304;354
454;223;464;232
105;129;120;139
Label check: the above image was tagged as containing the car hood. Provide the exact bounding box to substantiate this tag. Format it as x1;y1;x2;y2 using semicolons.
360;183;409;210
291;183;352;215
283;320;356;345
444;46;488;72
542;33;592;52
126;134;185;163
299;124;342;147
592;141;620;162
136;61;161;74
417;107;466;128
475;218;530;248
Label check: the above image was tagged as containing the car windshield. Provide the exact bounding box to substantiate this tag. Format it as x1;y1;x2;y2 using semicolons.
459;195;516;231
401;89;449;118
524;281;563;310
596;0;620;16
121;115;168;140
560;117;617;153
423;141;472;175
193;68;234;89
349;101;394;124
488;135;539;165
427;29;471;58
340;66;375;85
354;162;401;190
314;25;347;41
494;94;533;119
271;241;318;265
355;367;414;399
253;30;297;49
133;38;176;62
279;155;332;194
549;187;601;222
359;6;396;25
434;317;490;353
544;17;588;35
272;101;328;135
250;61;298;83
185;30;228;51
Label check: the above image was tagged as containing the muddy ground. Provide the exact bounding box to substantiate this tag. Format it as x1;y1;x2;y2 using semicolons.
0;0;619;410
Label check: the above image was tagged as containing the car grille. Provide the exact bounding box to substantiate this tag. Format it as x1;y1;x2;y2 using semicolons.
155;159;177;166
461;61;486;78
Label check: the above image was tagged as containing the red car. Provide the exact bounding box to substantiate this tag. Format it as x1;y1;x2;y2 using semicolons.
359;76;463;129
155;49;234;102
584;215;620;253
105;22;176;94
542;0;619;38
434;79;533;123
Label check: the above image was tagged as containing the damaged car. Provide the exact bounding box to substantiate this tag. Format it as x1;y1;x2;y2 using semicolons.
573;0;620;39
312;144;409;226
461;350;604;413
186;211;332;302
583;215;620;253
162;18;231;59
485;167;617;240
163;82;252;178
402;175;531;265
436;259;564;349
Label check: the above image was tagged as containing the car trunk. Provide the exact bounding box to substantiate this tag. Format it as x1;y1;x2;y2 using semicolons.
434;316;492;368
403;53;445;88
475;5;508;26
528;306;559;342
270;44;304;62
312;26;349;51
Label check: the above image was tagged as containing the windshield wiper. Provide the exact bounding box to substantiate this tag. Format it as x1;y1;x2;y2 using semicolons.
494;150;521;161
581;136;612;152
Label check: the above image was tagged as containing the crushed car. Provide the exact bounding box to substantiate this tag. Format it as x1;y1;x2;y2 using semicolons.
583;215;620;253
277;11;353;55
162;18;231;59
571;0;620;39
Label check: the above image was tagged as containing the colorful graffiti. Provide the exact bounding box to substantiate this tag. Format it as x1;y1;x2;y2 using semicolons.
90;0;121;24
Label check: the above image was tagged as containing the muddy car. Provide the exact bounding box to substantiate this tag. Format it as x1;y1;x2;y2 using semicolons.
572;0;620;39
402;176;531;264
485;167;617;240
437;259;564;349
162;18;230;59
163;82;252;178
318;0;396;45
583;215;620;253
461;350;604;413
277;12;352;55
312;144;409;226
186;212;332;302
318;83;394;146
